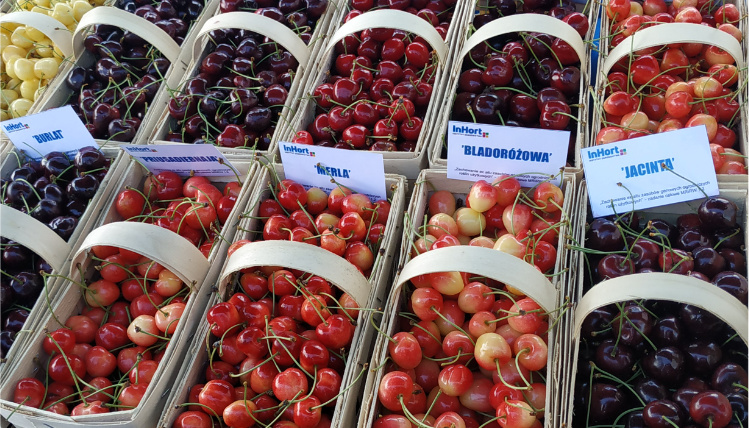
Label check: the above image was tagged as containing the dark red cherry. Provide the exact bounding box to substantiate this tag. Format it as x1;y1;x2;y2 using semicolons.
698;197;737;231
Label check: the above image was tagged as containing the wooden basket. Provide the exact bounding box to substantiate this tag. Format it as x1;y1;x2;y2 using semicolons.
277;9;452;179
0;154;258;427
29;2;218;146
562;275;748;427
89;153;257;261
357;167;580;427
0;146;127;371
0;11;74;119
428;7;592;171
0;205;70;374
589;4;749;180
146;1;339;158
0;146;128;251
557;180;749;426
0;221;211;427
156;163;407;427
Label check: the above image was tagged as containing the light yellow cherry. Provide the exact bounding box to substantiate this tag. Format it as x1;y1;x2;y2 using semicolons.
13;58;36;81
10;27;34;49
6;78;22;90
34;40;55;58
10;98;33;117
19;0;35;11
51;3;75;26
24;26;47;43
19;78;40;100
5;58;20;80
72;0;93;20
2;45;27;63
1;22;20;33
34;86;46;101
52;44;65;59
0;33;11;50
34;57;58;79
1;110;10;121
0;89;19;109
29;6;49;15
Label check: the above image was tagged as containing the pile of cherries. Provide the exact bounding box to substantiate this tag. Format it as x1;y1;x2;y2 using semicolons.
218;0;329;30
1;146;111;357
585;196;747;303
373;182;563;428
114;171;241;257
471;0;587;25
576;196;747;428
349;0;456;32
2;147;111;239
290;1;457;152
0;240;49;358
237;176;392;276
415;177;567;273
64;0;207;142
163;1;329;149
116;0;204;29
442;2;588;164
174;266;361;427
12;246;192;415
575;300;747;428
596;1;746;174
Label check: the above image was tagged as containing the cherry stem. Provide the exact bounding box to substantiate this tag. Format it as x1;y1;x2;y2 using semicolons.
431;309;476;346
230;352;279;378
478;416;501;428
7;396;30;420
496;359;530;391
177;401;221;419
590;360;645;407
310;363;367;410
369;313;395;344
408;319;441;343
42;271;85;328
513;348;533;388
398;395;432;428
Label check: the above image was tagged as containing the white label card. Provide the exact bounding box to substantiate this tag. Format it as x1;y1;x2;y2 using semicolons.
2;106;97;159
278;142;387;202
446;121;569;186
581;126;719;218
122;144;236;177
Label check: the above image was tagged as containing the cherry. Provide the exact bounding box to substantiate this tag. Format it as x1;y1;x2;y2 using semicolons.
642;399;685;428
379;371;414;412
690;391;733;428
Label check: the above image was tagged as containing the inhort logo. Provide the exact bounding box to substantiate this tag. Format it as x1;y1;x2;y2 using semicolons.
3;122;30;133
452;125;489;138
284;144;315;156
587;145;626;161
128;147;157;152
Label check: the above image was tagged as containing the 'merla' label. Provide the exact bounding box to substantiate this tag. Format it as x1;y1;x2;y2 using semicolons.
279;142;386;202
315;164;350;178
463;145;551;163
